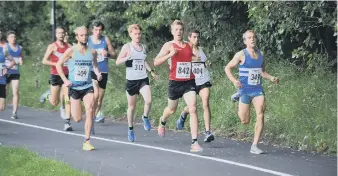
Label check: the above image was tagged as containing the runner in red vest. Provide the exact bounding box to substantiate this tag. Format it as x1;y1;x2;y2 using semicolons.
154;20;203;152
40;26;72;131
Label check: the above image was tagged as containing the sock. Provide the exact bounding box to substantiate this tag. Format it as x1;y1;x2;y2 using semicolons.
129;126;133;130
181;112;187;120
205;130;210;135
85;138;90;142
191;139;197;144
65;118;71;124
143;115;148;119
161;120;166;126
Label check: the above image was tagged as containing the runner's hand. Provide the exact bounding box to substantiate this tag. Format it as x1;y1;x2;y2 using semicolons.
102;49;108;57
169;45;177;57
270;76;279;84
233;80;242;88
97;73;102;81
2;68;7;75
151;71;159;80
63;80;72;87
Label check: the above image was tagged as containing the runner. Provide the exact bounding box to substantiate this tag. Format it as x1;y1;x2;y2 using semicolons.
39;26;72;131
176;30;214;143
4;31;23;119
224;30;279;154
116;24;158;142
56;26;102;151
0;29;15;111
154;20;203;152
87;21;116;123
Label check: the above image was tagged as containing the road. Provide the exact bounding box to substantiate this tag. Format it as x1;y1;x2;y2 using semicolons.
0;106;336;176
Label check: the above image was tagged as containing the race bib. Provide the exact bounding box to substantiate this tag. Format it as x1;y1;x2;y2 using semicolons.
248;69;261;85
176;62;191;79
192;62;205;78
0;63;4;76
5;58;18;70
74;66;89;81
96;49;106;62
132;60;145;74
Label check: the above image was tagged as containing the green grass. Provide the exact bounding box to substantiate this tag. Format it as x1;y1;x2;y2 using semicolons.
0;146;91;176
13;48;337;155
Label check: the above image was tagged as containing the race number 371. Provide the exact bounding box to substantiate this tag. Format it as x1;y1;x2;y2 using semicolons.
176;62;191;79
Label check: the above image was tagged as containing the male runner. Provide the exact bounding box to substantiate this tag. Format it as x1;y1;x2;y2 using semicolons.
0;30;15;111
40;26;72;131
5;31;23;119
56;26;102;151
87;21;116;123
116;24;158;142
225;30;279;154
154;20;203;152
176;30;215;143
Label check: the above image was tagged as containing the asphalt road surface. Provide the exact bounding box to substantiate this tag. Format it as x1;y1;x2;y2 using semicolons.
0;106;336;176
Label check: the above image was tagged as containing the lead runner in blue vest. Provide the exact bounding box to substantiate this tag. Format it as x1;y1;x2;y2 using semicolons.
56;26;102;151
225;30;279;154
88;21;116;124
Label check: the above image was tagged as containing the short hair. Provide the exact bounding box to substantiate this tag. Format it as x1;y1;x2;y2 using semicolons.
242;30;255;41
170;20;184;31
74;26;88;36
56;26;66;32
92;21;105;31
128;24;142;33
6;30;16;37
189;30;200;37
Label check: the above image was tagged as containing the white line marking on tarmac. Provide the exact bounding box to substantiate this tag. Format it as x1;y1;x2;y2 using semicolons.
0;119;293;176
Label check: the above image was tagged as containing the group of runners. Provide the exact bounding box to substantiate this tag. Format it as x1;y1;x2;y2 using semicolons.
0;20;279;154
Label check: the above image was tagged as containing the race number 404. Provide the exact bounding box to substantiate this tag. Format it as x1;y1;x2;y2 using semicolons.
192;63;204;78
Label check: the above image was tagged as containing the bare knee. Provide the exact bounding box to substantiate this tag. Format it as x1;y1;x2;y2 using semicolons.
50;100;58;106
144;99;151;107
238;112;250;125
167;106;176;115
128;104;136;112
188;105;197;114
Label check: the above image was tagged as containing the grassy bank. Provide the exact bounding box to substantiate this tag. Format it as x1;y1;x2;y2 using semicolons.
0;146;90;176
13;49;337;154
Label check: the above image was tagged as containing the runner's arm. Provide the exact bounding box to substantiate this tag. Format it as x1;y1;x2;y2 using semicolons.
19;46;23;65
3;47;15;69
225;51;242;83
116;44;130;65
56;47;73;82
92;49;100;76
42;44;56;66
105;36;116;59
154;42;175;66
261;59;277;82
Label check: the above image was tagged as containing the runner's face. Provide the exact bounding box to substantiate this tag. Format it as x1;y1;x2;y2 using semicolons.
171;24;184;41
130;29;141;43
7;34;16;44
244;31;256;48
76;29;88;44
189;32;199;46
64;33;69;43
56;28;65;42
92;26;103;38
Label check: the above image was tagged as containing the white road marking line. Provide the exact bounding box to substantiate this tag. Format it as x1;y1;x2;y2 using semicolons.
0;119;293;176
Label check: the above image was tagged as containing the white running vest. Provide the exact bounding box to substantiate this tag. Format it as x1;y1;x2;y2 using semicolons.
192;48;211;85
126;43;148;80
